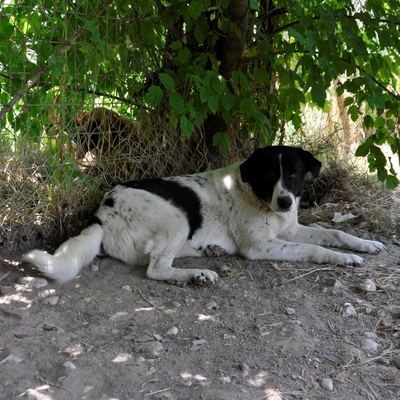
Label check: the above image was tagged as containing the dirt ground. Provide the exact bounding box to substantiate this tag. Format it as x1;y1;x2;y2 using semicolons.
1;206;400;400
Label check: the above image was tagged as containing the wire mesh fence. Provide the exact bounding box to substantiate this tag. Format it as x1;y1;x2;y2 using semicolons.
0;1;256;249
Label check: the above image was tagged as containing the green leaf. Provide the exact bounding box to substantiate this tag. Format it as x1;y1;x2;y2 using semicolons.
48;54;65;77
181;116;194;138
208;96;219;113
144;86;163;107
83;19;105;55
159;73;175;90
386;175;399;190
169;91;185;113
213;132;230;155
311;81;326;108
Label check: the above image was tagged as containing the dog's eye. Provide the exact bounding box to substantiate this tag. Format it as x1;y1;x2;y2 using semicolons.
292;171;298;178
266;171;275;178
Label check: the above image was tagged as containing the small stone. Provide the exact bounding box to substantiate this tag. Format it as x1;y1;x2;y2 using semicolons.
362;339;379;351
205;300;218;310
25;389;52;400
42;296;59;305
18;276;48;288
0;304;30;319
320;378;333;391
90;264;99;272
286;308;296;315
153;334;162;341
38;289;57;299
170;300;181;308
325;278;344;289
42;323;59;331
341;303;357;317
0;354;22;364
63;361;76;369
190;339;206;351
135;334;154;343
141;341;164;356
183;380;192;387
166;326;178;336
164;309;176;315
121;285;132;291
136;356;146;363
0;286;17;295
358;279;376;292
238;363;249;377
32;278;48;289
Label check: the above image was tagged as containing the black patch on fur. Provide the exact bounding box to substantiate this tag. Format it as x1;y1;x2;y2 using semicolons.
90;216;103;226
104;196;115;207
123;178;203;239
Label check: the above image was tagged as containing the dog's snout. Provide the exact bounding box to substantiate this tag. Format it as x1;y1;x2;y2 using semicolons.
277;196;292;210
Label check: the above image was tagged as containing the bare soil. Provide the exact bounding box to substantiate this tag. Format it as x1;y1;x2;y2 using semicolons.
1;208;400;400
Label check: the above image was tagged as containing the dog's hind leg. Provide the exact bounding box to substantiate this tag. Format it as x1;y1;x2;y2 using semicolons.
144;232;218;283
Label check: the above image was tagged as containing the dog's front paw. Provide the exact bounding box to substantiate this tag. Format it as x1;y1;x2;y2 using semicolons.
338;253;364;267
190;269;219;284
361;240;383;254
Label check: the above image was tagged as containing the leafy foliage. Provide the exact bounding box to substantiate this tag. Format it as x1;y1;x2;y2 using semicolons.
0;0;399;187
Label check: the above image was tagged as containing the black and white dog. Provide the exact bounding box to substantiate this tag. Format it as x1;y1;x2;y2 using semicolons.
23;146;383;284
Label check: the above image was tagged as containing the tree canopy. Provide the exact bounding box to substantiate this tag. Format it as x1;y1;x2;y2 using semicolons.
1;0;399;186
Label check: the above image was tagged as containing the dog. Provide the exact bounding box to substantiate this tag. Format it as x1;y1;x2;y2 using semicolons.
23;146;383;284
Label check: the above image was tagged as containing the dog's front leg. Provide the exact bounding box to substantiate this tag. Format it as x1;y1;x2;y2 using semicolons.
241;238;365;266
279;224;383;254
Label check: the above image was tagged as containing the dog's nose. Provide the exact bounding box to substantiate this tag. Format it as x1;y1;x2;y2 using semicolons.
277;196;292;210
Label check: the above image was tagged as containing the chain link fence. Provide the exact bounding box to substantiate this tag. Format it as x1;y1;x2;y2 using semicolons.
0;1;255;251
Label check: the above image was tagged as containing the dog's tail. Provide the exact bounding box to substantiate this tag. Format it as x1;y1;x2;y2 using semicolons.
22;223;103;284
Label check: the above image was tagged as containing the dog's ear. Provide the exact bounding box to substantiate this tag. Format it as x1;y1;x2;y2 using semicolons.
300;149;322;178
240;148;263;183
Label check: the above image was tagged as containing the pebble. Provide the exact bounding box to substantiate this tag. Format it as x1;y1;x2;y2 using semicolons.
0;304;30;319
238;362;249;377
286;308;296;315
121;285;132;291
205;300;218;310
63;361;76;369
341;303;357;317
153;334;162;341
141;341;163;356
41;323;64;332
90;264;99;272
358;279;376;292
320;378;333;391
166;326;178;336
170;300;181;308
18;277;48;289
25;389;53;400
38;289;56;299
41;296;59;305
362;339;379;351
135;334;154;343
0;354;22;364
324;278;344;289
183;380;192;387
190;339;206;351
0;286;17;295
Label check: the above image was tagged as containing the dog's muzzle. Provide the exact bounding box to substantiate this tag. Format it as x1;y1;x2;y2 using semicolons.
277;195;292;211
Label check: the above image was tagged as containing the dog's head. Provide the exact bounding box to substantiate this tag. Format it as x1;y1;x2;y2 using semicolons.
239;146;321;212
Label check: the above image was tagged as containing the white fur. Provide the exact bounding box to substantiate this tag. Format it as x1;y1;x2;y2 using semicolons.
23;158;383;284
